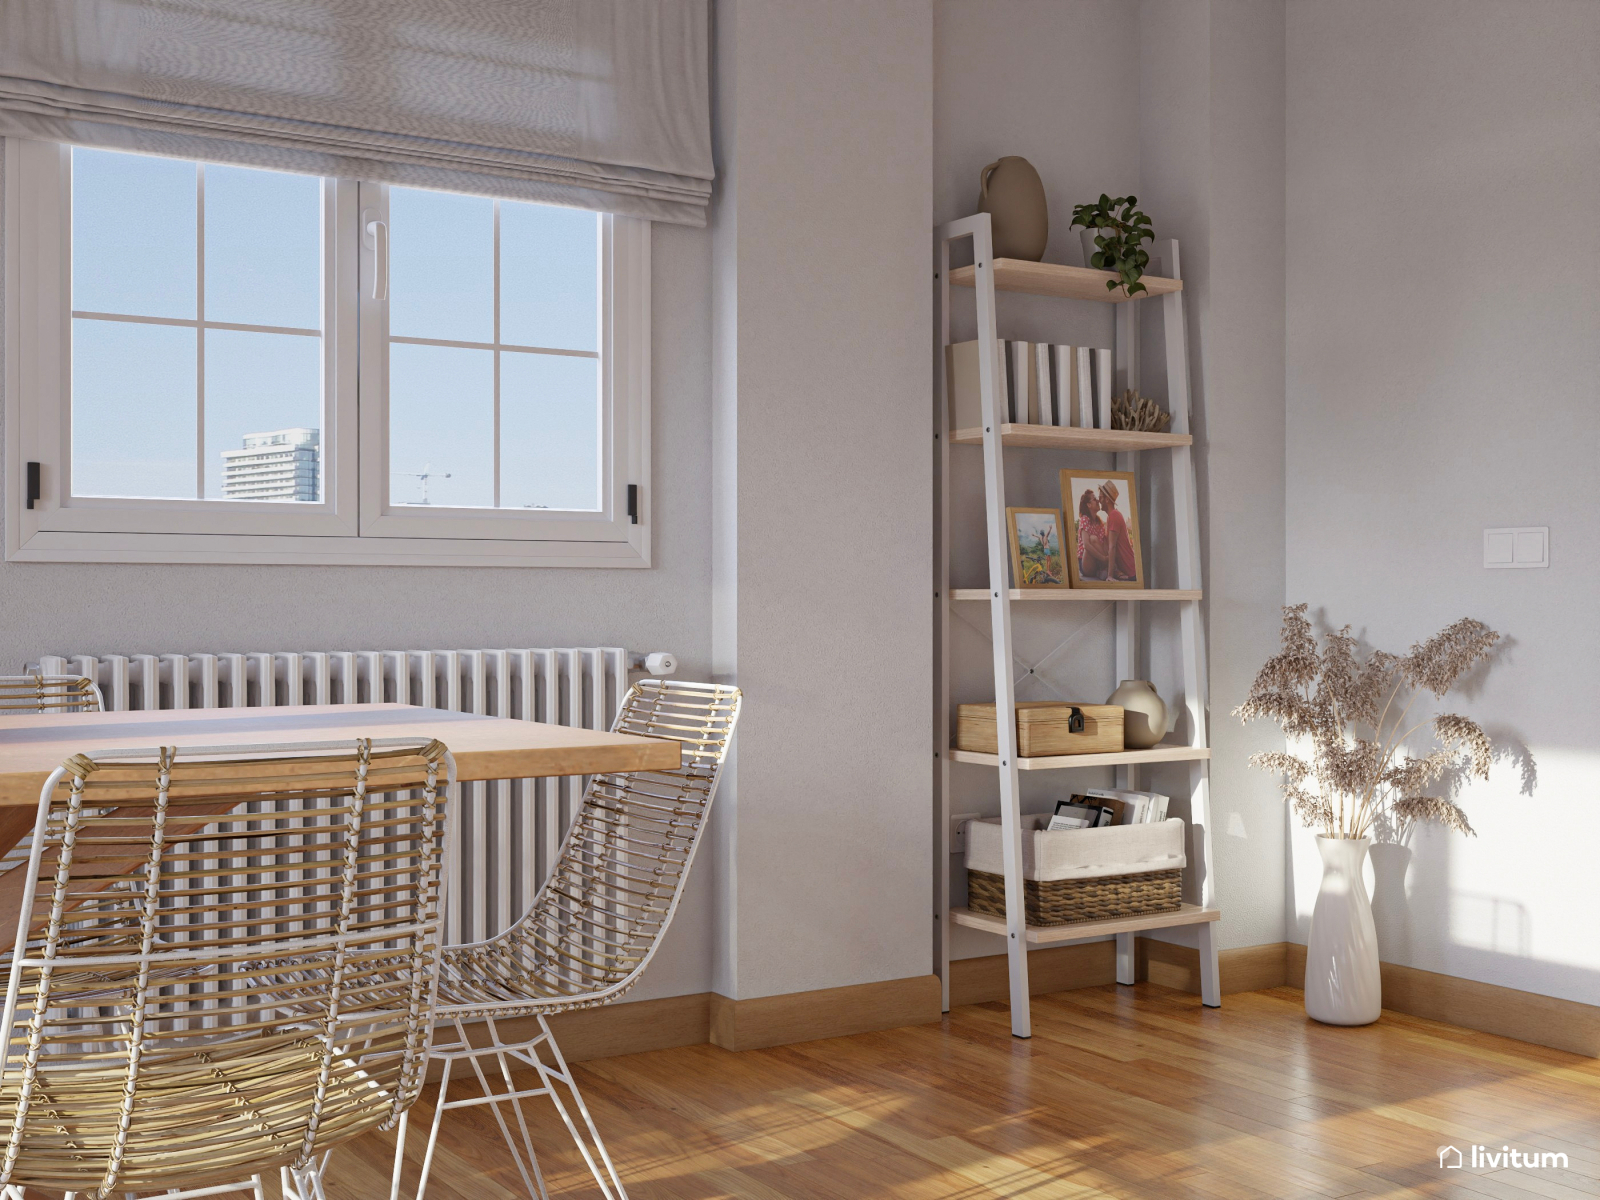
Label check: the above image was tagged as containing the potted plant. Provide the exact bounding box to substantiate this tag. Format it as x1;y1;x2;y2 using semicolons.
1235;605;1500;1025
1070;194;1155;295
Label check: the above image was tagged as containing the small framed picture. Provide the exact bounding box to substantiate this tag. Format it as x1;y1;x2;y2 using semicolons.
1006;507;1068;588
1059;469;1144;588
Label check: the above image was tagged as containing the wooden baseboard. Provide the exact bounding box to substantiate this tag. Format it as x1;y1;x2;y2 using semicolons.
710;975;943;1051
1141;938;1289;995
948;940;1116;1006
429;991;713;1079
437;975;943;1070
1285;943;1600;1058
949;937;1287;1006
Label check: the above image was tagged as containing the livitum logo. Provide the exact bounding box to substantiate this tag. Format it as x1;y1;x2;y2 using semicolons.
1438;1144;1570;1170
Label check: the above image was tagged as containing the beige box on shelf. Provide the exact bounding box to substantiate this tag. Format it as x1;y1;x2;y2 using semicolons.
955;701;1123;757
946;339;1010;429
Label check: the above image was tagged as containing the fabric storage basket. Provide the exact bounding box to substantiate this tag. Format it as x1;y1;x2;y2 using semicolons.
965;817;1185;926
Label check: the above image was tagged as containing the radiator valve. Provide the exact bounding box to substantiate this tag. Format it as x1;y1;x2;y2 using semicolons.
630;651;678;676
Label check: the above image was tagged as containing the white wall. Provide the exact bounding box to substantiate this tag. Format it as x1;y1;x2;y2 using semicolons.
1286;0;1600;1005
0;150;719;1004
1139;0;1288;952
710;0;935;999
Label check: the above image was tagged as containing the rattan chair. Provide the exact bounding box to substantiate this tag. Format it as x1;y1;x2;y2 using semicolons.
0;737;456;1200
0;673;105;714
0;675;106;886
403;679;741;1200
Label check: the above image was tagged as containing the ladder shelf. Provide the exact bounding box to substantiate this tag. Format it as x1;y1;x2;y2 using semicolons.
935;215;1219;1038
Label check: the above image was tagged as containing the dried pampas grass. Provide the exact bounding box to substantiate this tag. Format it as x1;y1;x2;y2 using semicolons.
1234;605;1501;842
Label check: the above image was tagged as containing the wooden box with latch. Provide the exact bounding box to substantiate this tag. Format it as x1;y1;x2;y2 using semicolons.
955;702;1124;757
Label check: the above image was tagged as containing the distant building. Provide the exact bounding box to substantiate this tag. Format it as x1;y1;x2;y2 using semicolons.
222;428;320;502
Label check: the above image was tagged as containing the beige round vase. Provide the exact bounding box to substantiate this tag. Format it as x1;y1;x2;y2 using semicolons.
1107;679;1169;749
977;157;1048;261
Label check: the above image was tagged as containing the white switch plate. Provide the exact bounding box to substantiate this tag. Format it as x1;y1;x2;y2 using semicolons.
950;812;981;855
1484;526;1548;569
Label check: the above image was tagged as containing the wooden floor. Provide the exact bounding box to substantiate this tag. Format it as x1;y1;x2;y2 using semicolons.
173;984;1600;1198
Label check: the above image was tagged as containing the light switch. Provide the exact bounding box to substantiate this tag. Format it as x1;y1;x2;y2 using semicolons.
1484;526;1547;569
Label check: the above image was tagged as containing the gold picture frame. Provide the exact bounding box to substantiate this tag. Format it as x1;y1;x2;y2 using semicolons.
1060;469;1144;589
1006;507;1068;589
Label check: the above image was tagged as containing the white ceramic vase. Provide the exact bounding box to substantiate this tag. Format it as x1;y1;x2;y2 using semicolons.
1304;836;1382;1025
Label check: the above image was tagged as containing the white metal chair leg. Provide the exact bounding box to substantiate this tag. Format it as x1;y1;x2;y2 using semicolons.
413;1058;455;1200
390;1109;409;1200
282;1155;329;1200
529;1017;628;1200
460;1034;549;1200
479;1039;552;1200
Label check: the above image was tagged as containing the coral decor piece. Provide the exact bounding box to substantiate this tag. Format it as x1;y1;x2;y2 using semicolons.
1110;390;1172;433
1234;604;1501;842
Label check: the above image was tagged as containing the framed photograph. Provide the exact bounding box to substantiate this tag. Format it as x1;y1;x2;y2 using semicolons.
1006;507;1068;589
1059;469;1144;588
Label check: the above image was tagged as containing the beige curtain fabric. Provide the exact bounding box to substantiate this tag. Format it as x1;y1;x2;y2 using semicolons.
0;0;713;224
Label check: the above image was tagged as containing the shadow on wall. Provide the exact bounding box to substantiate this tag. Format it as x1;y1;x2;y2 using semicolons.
1290;733;1600;1009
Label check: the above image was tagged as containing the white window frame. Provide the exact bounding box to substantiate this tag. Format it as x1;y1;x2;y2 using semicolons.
3;138;651;567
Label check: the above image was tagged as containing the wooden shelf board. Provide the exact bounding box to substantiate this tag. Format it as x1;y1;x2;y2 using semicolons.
951;588;1202;602
951;424;1191;452
949;259;1182;303
949;743;1211;771
951;902;1219;945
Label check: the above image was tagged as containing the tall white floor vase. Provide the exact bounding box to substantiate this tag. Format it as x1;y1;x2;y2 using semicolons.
1304;836;1382;1025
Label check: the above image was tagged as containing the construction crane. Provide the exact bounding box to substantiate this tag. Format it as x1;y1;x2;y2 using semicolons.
400;464;451;505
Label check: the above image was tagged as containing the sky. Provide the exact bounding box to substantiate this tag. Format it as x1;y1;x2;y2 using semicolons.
70;146;601;510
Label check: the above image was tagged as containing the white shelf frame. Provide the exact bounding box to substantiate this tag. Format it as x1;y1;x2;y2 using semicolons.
935;216;1219;1038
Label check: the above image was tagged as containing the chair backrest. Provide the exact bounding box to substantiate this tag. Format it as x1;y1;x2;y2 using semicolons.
0;674;103;713
0;737;454;1196
0;676;105;881
450;679;739;1012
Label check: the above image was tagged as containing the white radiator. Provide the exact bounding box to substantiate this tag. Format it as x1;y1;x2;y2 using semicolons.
27;646;672;947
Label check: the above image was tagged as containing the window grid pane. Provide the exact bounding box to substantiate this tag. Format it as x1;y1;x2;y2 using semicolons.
69;149;326;504
389;191;600;512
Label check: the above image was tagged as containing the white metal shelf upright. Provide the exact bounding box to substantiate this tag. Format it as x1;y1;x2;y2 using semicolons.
935;213;1219;1039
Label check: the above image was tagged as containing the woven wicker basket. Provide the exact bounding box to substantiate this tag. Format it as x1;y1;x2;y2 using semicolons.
967;867;1182;926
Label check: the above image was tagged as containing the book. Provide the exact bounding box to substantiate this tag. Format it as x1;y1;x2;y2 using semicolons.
1095;347;1113;430
1081;786;1170;823
1075;347;1095;428
1009;340;1034;423
1054;345;1077;427
1081;787;1145;824
1048;800;1111;831
1035;342;1055;426
945;340;1008;431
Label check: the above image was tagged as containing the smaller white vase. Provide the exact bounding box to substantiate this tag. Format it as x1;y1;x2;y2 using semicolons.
1079;226;1113;269
1304;836;1382;1026
1107;679;1169;749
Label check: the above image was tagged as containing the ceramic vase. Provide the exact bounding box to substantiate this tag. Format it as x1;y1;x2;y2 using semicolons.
1304;836;1382;1025
978;157;1048;261
1107;679;1169;749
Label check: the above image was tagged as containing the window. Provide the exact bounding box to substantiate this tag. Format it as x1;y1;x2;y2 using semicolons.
4;140;650;566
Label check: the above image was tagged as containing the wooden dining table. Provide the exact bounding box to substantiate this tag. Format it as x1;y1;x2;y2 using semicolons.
0;702;681;951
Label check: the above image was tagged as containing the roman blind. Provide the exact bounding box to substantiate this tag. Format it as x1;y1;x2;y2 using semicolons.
0;0;713;225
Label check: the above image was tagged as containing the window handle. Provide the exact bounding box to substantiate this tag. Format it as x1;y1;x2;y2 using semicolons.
364;211;388;301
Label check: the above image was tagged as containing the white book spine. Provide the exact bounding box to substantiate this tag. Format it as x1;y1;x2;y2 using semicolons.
999;340;1013;424
1054;345;1074;427
1096;347;1113;430
1010;340;1033;423
1075;347;1094;428
1035;342;1054;426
